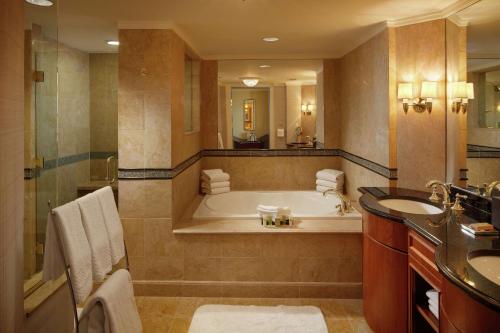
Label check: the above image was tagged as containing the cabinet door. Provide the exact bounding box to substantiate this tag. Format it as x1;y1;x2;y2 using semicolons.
363;233;408;333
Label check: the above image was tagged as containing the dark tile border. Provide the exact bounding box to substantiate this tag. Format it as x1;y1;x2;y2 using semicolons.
467;144;500;158
118;149;397;180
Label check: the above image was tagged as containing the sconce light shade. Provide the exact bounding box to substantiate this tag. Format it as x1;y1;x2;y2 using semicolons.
451;81;467;99
301;104;307;112
398;83;413;99
421;81;437;98
307;104;314;112
466;83;474;99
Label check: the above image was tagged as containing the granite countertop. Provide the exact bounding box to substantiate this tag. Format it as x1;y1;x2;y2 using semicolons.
358;187;500;312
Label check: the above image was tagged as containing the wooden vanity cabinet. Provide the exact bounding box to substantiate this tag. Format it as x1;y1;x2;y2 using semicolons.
363;212;409;333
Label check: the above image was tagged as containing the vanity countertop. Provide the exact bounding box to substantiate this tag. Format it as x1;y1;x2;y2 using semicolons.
358;187;500;312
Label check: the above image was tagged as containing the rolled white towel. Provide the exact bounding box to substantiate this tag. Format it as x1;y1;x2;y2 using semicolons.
426;289;439;304
316;179;343;188
203;186;230;195
257;205;279;213
317;185;342;193
201;180;231;190
316;169;344;182
201;172;230;182
429;303;439;319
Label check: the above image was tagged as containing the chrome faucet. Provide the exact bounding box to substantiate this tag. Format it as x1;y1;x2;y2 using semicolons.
485;181;500;197
426;180;452;207
106;156;117;184
322;189;352;216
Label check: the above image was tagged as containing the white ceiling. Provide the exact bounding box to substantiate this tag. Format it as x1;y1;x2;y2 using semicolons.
218;59;322;85
54;0;468;57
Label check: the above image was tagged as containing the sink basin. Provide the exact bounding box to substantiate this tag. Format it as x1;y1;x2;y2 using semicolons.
468;251;500;286
377;199;444;215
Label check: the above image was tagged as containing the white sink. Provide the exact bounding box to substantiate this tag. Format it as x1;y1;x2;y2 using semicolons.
377;199;444;215
468;253;500;286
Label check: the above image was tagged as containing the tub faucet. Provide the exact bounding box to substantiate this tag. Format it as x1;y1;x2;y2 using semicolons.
426;180;452;207
486;181;500;197
322;189;352;216
106;156;117;184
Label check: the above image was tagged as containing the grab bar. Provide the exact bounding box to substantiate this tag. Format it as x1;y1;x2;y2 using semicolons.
106;156;117;184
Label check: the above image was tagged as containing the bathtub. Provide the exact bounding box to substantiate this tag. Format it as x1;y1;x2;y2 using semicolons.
193;191;361;220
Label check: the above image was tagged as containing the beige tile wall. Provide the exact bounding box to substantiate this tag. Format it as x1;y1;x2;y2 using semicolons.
200;60;218;149
323;59;341;149
172;160;201;227
467;158;500;186
301;85;317;138
202;156;342;191
0;0;24;330
341;159;390;201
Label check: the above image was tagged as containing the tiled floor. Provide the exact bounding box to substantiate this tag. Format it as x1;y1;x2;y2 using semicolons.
136;297;373;333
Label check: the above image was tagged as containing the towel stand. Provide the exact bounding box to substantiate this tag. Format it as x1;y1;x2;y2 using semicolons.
47;199;131;333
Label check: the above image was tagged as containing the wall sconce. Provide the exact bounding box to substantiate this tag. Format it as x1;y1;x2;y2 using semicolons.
451;81;474;113
398;81;437;114
301;103;314;115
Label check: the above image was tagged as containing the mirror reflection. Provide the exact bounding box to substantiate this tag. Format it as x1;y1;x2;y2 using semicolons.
218;60;323;149
462;0;500;192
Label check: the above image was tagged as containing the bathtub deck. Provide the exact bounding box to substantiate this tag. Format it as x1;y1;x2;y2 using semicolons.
173;218;362;234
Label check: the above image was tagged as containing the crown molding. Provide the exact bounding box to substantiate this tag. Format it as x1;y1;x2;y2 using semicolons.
386;0;479;27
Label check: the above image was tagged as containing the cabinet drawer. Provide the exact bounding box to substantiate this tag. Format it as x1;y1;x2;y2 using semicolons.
363;211;408;252
408;230;442;290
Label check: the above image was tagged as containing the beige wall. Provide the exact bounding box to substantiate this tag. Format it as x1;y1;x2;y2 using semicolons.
467;158;500;186
272;85;287;149
200;60;218;149
395;20;447;191
286;85;302;143
232;88;270;139
323;59;341;148
202;156;341;190
0;0;24;330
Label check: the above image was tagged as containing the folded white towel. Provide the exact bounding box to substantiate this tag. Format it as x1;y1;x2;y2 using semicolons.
77;194;113;282
316;185;343;193
79;269;142;333
316;169;344;182
316;179;343;188
202;186;230;195
426;289;439;303
42;202;93;304
201;180;231;190
202;169;224;176
95;186;125;265
429;303;439;319
201;172;230;182
257;205;279;215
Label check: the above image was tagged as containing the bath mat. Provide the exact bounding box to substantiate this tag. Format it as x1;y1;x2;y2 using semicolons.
188;304;328;333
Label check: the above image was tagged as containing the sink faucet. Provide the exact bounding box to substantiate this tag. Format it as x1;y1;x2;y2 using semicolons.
106;156;117;184
322;189;352;216
426;180;452;207
485;181;500;197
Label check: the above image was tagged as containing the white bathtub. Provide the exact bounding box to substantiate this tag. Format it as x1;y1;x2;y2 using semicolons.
193;191;361;220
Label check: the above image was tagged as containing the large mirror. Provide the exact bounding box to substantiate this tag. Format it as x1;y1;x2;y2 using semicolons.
218;60;323;149
457;0;500;193
23;0;119;294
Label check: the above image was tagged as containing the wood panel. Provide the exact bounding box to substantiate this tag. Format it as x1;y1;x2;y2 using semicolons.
441;278;500;333
363;232;408;333
363;211;408;252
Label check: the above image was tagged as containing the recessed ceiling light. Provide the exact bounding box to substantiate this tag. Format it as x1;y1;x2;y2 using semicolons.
25;0;53;6
262;37;279;42
106;40;120;46
259;65;272;68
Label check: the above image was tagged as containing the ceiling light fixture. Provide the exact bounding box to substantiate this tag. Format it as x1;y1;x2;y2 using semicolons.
241;77;259;87
106;40;120;46
259;65;272;68
262;37;279;42
25;0;53;6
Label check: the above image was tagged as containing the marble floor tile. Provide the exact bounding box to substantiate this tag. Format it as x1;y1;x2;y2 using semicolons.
136;296;372;333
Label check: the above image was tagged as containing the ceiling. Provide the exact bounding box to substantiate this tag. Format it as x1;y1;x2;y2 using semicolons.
54;0;468;57
218;60;322;85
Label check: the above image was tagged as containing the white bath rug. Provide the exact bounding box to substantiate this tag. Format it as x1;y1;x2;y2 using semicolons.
188;304;328;333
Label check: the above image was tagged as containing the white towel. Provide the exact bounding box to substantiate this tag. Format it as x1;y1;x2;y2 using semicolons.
316;185;343;193
429;303;439;319
42;202;93;304
77;194;113;282
316;169;344;182
202;186;230;195
201;180;231;190
201;172;230;182
428;298;438;309
426;289;439;304
316;179;343;188
79;269;142;333
257;205;279;213
95;186;125;265
202;169;223;176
